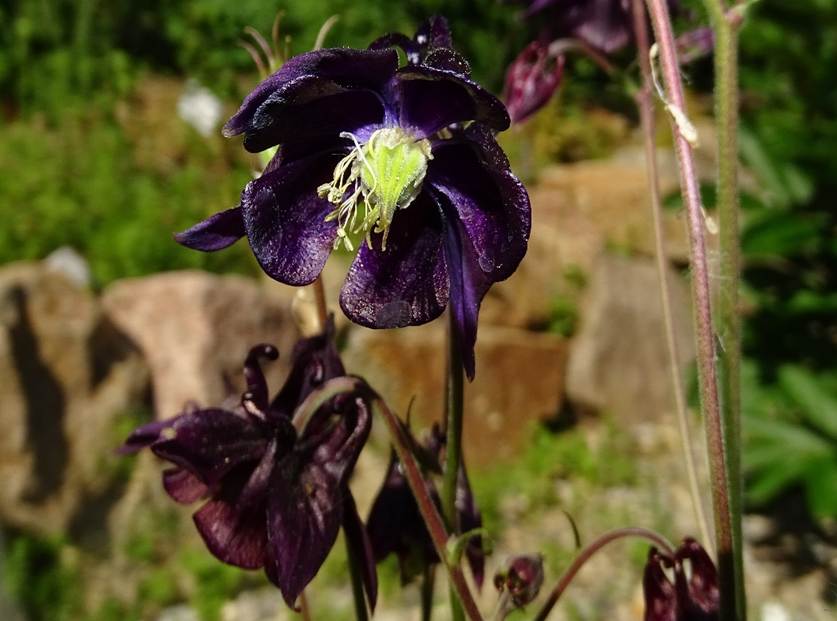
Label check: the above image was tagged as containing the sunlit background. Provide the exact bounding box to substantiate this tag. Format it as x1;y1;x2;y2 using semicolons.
1;1;835;620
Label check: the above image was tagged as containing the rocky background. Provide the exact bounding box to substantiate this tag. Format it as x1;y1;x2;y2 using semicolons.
1;123;834;621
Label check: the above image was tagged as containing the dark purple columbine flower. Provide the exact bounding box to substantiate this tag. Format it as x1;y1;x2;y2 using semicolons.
120;325;376;610
176;16;530;380
366;423;486;586
504;40;566;124
643;538;720;621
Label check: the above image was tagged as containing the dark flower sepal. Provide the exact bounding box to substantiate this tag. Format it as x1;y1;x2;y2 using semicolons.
643;538;719;621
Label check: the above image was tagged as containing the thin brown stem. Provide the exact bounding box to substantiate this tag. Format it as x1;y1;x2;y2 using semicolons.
372;398;483;621
299;591;312;621
631;0;712;550
312;274;328;332
643;1;736;618
533;528;675;621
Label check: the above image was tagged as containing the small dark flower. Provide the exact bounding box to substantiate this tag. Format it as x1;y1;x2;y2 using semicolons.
176;16;530;380
120;324;376;609
493;554;545;608
366;424;486;586
504;41;565;123
643;538;720;621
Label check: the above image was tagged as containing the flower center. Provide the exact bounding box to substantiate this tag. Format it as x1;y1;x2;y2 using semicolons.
318;127;432;251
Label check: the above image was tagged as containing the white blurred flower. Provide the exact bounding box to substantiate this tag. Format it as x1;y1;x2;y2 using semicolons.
177;80;223;137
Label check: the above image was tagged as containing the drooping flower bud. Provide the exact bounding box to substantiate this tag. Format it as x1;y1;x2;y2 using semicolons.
494;554;545;610
504;41;565;124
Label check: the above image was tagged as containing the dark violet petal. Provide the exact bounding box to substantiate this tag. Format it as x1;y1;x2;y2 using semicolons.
224;47;398;141
151;408;269;487
424;48;471;75
269;316;345;419
440;202;490;381
241;153;340;286
496;555;545;608
162;468;209;504
340;192;449;329
504;41;565;124
342;493;379;611
174;207;245;252
243;344;279;413
675;539;720;619
118;418;175;454
264;396;372;607
393;65;510;137
193;497;267;570
244;85;385;153
574;0;633;54
429;124;531;283
415;16;453;50
643;548;679;621
369;32;421;64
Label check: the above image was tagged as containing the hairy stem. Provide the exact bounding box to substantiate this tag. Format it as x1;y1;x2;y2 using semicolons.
372;398;483;621
532;528;675;621
702;1;746;618
442;311;466;621
631;0;712;550
643;1;738;618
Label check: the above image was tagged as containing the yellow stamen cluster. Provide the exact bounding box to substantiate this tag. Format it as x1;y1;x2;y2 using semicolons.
318;128;432;252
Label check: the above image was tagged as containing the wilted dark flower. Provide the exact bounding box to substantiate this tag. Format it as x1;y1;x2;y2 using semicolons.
522;0;680;55
494;554;545;608
504;41;565;123
120;324;376;609
643;538;720;621
176;16;530;379
366;424;486;586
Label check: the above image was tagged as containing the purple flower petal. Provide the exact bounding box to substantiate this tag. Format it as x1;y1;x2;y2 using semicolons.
151;408;269;487
241;154;341;286
265;397;371;607
339;193;449;329
224;47;399;143
504;41;565;124
163;468;209;504
428;125;531;283
675;539;720;619
643;548;679;621
415;16;454;50
192;439;279;570
118;418;175;454
342;493;379;611
174;207;245;252
243;344;279;413
393;65;510;137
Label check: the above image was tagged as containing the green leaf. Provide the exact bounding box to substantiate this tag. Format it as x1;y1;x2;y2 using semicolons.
778;366;837;438
805;462;837;518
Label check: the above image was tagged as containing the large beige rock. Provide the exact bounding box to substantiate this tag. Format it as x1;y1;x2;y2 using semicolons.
102;270;298;418
343;321;568;468
0;262;150;535
566;253;695;421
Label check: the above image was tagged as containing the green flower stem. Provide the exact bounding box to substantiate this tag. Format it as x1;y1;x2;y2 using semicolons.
345;533;369;621
371;397;483;621
421;566;436;621
532;528;675;621
702;1;746;617
442;311;466;621
312;274;329;331
643;1;739;619
631;0;712;549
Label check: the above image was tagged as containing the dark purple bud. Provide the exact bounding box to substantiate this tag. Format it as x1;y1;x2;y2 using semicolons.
643;547;679;621
504;41;565;124
494;554;545;608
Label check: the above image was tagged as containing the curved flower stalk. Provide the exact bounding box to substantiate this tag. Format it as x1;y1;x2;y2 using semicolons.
177;16;531;379
366;423;486;586
120;322;376;610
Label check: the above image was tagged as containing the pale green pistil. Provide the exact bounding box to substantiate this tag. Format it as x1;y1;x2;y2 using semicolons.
318;127;432;251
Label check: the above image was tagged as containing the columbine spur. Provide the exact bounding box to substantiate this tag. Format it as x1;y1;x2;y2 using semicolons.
176;16;530;379
120;324;376;609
